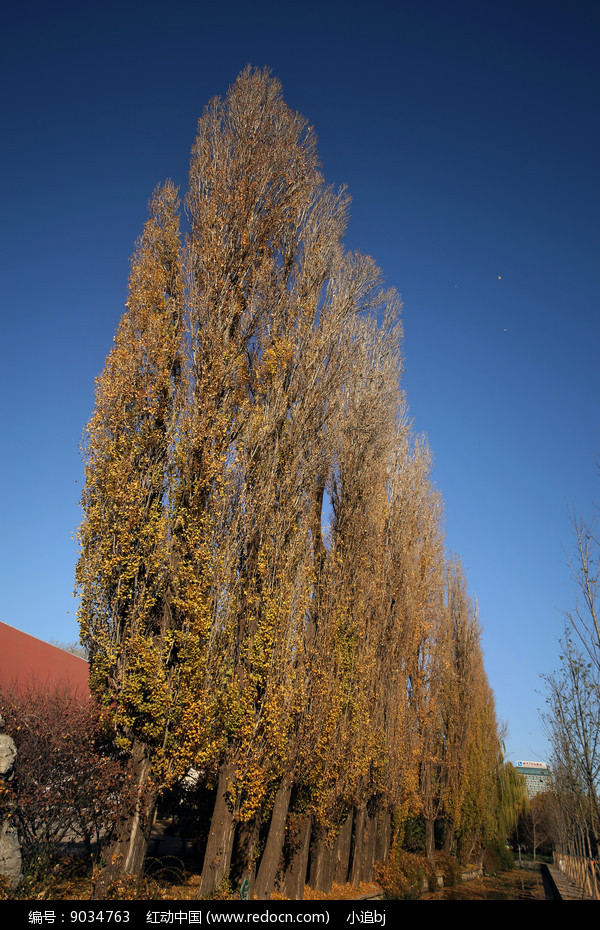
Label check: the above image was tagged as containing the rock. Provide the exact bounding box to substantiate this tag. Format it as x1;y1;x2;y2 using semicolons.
0;725;22;890
0;734;17;777
0;822;22;889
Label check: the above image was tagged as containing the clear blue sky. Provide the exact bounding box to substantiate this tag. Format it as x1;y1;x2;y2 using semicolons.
1;0;598;764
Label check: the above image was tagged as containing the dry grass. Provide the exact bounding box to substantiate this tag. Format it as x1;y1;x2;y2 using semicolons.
420;868;546;901
303;881;382;900
9;852;384;901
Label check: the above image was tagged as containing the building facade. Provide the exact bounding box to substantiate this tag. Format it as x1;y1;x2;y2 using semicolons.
515;759;551;798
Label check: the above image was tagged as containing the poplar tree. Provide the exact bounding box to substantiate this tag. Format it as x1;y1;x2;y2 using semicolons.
77;66;504;896
77;181;184;892
77;67;405;895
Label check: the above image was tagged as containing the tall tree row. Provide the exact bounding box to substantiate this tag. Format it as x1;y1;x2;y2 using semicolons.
77;67;504;898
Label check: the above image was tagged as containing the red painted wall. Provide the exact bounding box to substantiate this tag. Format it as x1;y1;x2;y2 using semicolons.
0;621;90;698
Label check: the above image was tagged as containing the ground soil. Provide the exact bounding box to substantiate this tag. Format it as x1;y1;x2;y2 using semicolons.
9;853;549;901
421;868;547;900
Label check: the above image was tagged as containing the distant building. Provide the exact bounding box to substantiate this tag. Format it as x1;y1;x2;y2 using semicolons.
515;760;551;798
0;621;89;698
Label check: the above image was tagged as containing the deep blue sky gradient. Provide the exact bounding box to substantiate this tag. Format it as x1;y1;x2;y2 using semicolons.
1;0;598;763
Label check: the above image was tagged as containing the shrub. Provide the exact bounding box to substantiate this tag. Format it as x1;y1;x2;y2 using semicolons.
1;683;125;864
375;846;435;899
482;840;514;874
0;874;12;901
434;850;462;887
399;815;427;853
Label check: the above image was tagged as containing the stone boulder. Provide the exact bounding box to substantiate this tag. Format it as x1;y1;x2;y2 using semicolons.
0;716;22;890
0;733;17;777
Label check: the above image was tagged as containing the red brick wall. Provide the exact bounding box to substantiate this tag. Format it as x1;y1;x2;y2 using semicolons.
0;621;90;698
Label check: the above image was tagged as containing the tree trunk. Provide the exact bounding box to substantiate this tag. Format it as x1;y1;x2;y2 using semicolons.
231;812;260;899
361;809;378;882
333;812;353;885
374;808;392;867
254;774;293;899
349;806;366;886
198;763;237;898
93;738;158;898
425;816;436;863
308;825;334;893
443;820;455;855
283;814;311;900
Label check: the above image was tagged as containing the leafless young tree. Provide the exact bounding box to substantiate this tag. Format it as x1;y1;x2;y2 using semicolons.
563;504;600;676
541;469;600;858
542;637;600;854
